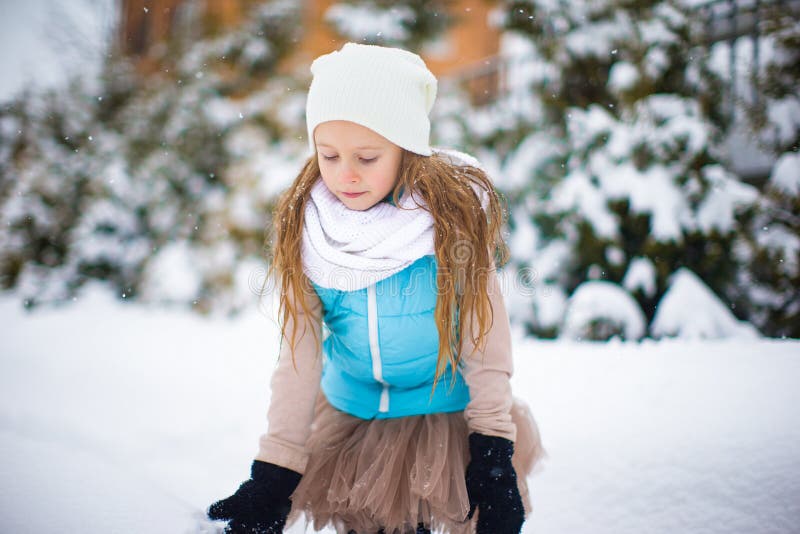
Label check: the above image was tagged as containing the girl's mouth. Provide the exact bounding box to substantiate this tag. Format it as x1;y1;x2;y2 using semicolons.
342;192;366;198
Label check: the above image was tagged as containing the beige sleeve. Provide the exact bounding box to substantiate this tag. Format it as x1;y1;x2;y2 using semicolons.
460;268;517;442
255;291;323;474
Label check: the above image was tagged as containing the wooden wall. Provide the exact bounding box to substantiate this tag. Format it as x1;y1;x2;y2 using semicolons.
118;0;500;77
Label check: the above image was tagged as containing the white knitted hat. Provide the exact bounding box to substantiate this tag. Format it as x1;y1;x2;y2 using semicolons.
306;42;438;156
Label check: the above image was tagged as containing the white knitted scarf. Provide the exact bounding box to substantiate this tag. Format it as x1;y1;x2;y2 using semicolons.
301;179;435;291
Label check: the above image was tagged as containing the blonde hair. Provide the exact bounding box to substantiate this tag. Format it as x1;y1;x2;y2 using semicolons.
266;151;508;390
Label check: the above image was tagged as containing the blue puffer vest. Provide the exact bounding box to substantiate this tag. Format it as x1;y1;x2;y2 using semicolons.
312;254;470;420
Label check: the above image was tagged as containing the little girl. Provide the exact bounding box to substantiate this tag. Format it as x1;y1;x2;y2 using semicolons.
208;42;543;534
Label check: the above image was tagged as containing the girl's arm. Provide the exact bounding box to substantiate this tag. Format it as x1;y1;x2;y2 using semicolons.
460;266;517;442
255;291;323;474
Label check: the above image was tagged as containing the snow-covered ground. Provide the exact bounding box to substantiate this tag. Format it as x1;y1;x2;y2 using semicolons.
1;286;799;533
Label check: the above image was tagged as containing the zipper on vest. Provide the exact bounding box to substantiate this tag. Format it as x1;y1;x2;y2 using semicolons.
367;284;390;413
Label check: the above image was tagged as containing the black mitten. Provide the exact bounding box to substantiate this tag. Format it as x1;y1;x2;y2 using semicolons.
465;433;524;534
208;460;301;534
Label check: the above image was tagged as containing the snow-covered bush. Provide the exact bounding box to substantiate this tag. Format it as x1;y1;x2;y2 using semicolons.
441;0;800;337
651;268;759;339
0;0;306;313
0;81;120;304
498;0;760;315
562;280;646;341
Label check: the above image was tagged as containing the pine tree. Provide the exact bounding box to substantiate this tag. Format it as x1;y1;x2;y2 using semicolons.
493;0;761;333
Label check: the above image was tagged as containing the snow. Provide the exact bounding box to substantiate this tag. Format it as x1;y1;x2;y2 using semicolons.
756;224;800;277
769;152;800;196
641;94;709;156
640;17;678;47
140;242;204;303
503;132;564;190
607;61;639;93
562;280;646;341
566;105;615;151
498;265;567;333
509;213;540;262
228;190;265;231
564;20;623;58
552;94;720;241
697;165;759;234
622;257;657;297
524;240;571;286
624;164;691;240
651;268;760;339
499;266;537;328
2;291;799;533
643;46;670;79
325;4;414;43
70;198;141;264
497;33;557;122
605;246;625;267
525;336;800;534
551;169;618;239
204;98;249;130
553;94;734;242
766;96;800;152
532;284;568;331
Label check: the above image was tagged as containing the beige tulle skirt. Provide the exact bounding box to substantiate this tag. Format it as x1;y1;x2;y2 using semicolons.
288;397;544;534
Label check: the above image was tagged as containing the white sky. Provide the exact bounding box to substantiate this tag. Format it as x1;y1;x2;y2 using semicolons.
0;0;117;101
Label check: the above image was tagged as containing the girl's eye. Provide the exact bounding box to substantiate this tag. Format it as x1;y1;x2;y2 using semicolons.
322;154;338;161
360;157;377;164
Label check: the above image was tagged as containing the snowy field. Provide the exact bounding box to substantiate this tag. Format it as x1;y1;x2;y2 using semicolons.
1;286;799;534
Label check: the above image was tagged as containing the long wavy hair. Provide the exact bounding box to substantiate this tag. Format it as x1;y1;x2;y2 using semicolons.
266;150;509;389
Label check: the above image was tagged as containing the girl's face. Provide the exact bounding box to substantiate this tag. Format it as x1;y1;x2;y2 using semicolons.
314;120;403;211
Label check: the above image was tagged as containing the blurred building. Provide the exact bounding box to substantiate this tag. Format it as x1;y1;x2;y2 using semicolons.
118;0;501;79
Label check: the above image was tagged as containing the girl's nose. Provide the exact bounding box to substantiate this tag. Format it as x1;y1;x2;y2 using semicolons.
339;163;359;183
